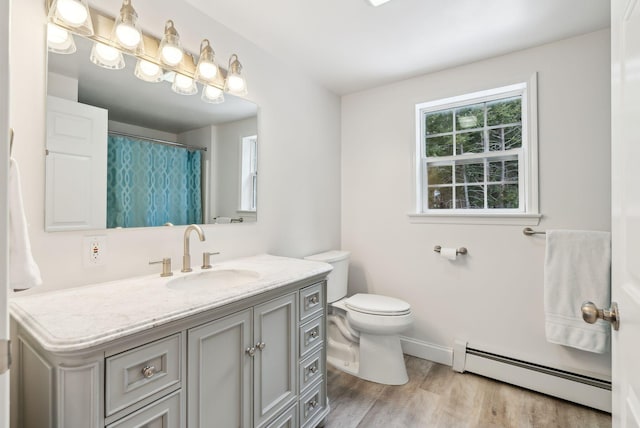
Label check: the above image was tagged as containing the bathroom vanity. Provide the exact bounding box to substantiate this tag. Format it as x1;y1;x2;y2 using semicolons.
10;255;330;428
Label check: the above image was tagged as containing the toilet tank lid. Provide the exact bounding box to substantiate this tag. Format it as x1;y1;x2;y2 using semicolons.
304;250;351;263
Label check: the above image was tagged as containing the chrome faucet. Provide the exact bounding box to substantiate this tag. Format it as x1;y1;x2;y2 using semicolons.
182;224;206;272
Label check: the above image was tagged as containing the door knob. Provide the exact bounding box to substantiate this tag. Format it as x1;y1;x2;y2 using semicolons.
581;301;620;331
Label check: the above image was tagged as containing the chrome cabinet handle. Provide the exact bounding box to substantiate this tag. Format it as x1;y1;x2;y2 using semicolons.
308;294;319;305
307;399;318;411
141;365;156;379
309;329;318;339
308;364;318;374
581;301;620;330
245;347;256;357
256;342;266;351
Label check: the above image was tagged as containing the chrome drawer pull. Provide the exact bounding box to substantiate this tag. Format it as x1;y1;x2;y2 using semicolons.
141;365;156;379
256;342;266;351
307;398;318;411
309;329;318;339
308;364;318;374
246;347;256;357
308;294;319;305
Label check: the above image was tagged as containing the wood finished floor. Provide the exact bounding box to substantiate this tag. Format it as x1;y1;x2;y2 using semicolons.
325;355;611;428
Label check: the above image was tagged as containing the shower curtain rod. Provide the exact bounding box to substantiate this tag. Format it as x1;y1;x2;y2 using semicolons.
108;131;207;152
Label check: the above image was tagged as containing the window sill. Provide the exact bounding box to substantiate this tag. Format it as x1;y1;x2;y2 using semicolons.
407;212;542;225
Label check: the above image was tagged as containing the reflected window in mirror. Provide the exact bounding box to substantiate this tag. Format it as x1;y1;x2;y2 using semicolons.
240;135;257;213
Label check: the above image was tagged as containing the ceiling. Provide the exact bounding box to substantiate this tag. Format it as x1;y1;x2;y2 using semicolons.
184;0;610;95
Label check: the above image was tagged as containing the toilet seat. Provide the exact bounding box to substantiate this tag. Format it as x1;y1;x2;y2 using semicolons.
344;293;411;316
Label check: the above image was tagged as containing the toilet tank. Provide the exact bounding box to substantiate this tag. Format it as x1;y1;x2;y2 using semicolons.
304;250;350;303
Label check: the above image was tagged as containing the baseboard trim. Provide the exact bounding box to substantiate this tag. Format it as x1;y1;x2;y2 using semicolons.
400;336;453;366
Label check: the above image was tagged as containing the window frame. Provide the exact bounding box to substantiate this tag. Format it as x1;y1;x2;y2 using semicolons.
410;74;540;225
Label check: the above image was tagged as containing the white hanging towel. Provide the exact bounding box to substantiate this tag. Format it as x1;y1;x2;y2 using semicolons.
9;157;42;290
544;230;611;353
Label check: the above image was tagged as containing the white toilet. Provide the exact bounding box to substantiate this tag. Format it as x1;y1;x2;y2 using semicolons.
305;250;413;385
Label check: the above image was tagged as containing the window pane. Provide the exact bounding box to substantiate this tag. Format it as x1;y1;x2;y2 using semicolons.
487;97;521;126
456;103;484;130
426;135;453;157
456;131;484;154
428;186;452;209
428;165;452;185
426;110;453;135
455;162;484;183
489;126;522;151
488;160;518;182
488;184;519;208
455;185;485;209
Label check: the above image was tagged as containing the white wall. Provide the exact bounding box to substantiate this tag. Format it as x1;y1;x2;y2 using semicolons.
342;30;611;379
9;0;341;292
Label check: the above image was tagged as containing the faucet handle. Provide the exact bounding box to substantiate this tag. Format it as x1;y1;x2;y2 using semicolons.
149;258;173;277
202;252;220;269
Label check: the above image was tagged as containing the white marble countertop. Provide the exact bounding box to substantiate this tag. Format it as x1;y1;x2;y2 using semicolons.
10;254;332;353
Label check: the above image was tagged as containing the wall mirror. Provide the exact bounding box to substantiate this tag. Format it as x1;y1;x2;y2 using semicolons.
46;34;258;231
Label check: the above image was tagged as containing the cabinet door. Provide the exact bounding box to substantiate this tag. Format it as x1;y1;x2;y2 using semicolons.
253;294;297;427
187;309;252;428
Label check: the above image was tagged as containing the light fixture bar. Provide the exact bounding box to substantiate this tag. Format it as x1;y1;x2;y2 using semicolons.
44;0;228;92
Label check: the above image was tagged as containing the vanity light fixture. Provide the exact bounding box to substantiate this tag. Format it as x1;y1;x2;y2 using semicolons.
224;54;247;96
202;85;225;104
47;22;76;54
134;59;164;82
194;39;218;81
172;73;198;96
47;0;94;36
158;20;184;67
112;0;143;52
90;42;125;70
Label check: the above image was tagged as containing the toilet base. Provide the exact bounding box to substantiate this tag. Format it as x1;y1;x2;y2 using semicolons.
358;333;408;385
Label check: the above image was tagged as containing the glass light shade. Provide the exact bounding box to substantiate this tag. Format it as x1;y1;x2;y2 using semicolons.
195;39;218;81
48;0;94;36
172;73;198;95
134;59;163;82
113;0;143;52
224;54;247;96
158;20;183;66
202;85;225;104
47;23;76;54
90;42;125;70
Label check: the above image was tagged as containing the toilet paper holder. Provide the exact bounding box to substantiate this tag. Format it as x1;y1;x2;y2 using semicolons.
433;245;467;255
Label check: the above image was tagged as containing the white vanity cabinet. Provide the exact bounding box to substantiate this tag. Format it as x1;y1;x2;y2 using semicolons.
9;255;331;428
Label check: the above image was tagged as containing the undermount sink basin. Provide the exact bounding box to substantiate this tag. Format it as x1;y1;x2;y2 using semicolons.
166;269;260;290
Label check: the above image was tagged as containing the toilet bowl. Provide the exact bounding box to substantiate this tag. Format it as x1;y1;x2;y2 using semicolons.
304;251;413;385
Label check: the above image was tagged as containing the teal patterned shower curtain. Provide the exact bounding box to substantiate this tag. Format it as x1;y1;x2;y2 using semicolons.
107;135;202;228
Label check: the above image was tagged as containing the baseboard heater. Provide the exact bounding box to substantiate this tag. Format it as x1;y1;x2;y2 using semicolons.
453;341;611;413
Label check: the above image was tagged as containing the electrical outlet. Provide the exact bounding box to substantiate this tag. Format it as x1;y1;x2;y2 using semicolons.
83;236;107;267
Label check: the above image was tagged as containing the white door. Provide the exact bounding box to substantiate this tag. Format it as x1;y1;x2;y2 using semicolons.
0;0;10;426
612;0;640;426
45;96;107;231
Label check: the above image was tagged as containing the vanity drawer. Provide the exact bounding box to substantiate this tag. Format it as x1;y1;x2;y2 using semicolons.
106;333;182;416
299;348;324;393
299;315;324;358
299;282;324;322
106;390;181;428
299;380;326;428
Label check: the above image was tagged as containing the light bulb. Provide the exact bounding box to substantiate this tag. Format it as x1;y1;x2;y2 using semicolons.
139;60;160;76
197;62;218;80
174;74;193;90
204;85;222;99
115;22;141;48
161;45;183;66
227;75;245;92
56;0;88;26
95;43;120;62
47;23;69;44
